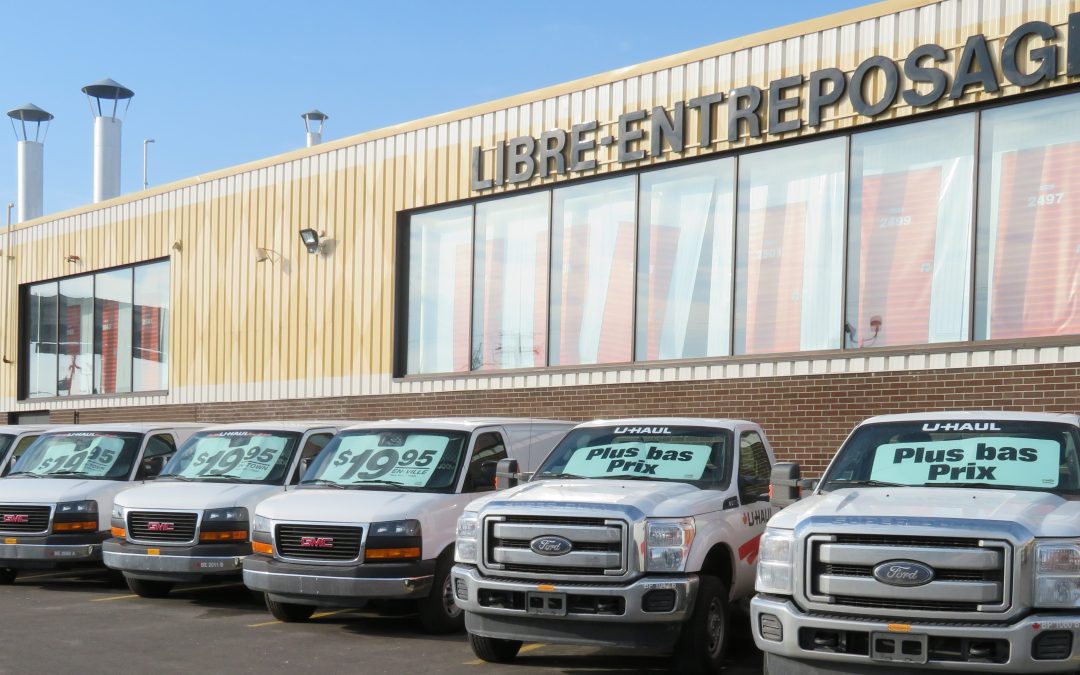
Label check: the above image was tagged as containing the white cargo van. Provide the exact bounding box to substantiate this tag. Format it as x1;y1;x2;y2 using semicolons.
103;421;348;597
0;423;203;584
243;418;572;632
0;425;53;477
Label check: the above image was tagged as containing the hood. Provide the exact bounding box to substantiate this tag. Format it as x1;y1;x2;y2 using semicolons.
0;477;126;504
769;487;1080;538
467;479;721;518
255;488;457;523
115;481;281;511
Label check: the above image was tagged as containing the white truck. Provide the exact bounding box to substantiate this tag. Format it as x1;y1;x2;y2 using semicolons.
103;421;347;597
0;425;53;477
753;411;1080;674
243;417;573;632
0;423;203;584
452;417;777;673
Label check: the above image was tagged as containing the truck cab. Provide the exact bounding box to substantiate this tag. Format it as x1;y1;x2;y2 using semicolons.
243;417;573;633
0;425;53;477
452;417;776;673
753;411;1080;674
0;423;203;584
103;421;346;597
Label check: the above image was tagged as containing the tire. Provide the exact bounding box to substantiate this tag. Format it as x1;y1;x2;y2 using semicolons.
0;567;16;585
468;632;522;663
125;576;174;598
416;555;464;633
673;574;730;674
265;595;315;622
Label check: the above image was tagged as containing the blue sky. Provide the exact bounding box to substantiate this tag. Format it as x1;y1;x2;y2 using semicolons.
0;0;868;218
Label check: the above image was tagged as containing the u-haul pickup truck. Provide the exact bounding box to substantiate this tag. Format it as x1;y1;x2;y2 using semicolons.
0;423;203;584
0;425;53;477
244;418;573;633
103;421;348;598
753;411;1080;674
453;417;776;673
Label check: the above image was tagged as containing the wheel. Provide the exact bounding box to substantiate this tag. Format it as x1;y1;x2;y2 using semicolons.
0;567;16;585
468;632;522;663
265;595;315;622
125;576;174;598
416;555;464;633
673;574;729;674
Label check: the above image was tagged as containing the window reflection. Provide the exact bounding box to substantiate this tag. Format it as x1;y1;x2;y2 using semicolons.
95;268;133;394
27;283;58;399
58;276;94;396
133;262;169;391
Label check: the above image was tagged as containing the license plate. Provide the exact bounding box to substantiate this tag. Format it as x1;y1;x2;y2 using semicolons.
525;591;567;616
870;631;928;664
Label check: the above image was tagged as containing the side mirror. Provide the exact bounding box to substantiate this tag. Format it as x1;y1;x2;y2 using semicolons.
138;455;167;480
2;456;15;477
495;458;520;490
738;475;768;503
477;460;498;488
769;462;802;508
299;457;313;477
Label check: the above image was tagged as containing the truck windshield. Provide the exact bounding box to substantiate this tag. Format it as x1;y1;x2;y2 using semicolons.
820;420;1080;495
158;430;303;484
300;429;470;493
10;432;144;480
534;425;733;488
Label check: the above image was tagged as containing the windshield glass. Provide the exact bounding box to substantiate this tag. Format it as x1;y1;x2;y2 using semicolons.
11;432;144;480
0;434;16;463
820;420;1080;494
534;425;733;488
158;430;302;484
301;429;469;492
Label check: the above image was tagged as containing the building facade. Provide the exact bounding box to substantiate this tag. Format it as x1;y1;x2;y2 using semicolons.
6;0;1080;473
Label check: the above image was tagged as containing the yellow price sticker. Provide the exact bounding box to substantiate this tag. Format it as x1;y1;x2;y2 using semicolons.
147;548;160;556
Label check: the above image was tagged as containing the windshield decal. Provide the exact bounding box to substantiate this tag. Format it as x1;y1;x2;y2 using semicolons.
20;436;125;476
169;433;292;481
921;422;1002;432
562;442;711;479
314;434;450;486
869;437;1059;486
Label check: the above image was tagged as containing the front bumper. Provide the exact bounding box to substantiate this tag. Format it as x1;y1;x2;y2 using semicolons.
0;532;108;568
242;554;435;607
103;539;248;581
452;564;698;650
752;595;1080;673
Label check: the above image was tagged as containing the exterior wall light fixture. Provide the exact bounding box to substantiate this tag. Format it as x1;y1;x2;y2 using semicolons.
65;254;81;263
299;228;325;254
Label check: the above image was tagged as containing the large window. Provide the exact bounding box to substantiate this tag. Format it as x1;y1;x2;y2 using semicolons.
23;259;169;399
846;114;976;348
400;90;1080;377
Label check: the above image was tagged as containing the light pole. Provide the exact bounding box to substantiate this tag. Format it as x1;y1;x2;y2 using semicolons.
142;138;155;190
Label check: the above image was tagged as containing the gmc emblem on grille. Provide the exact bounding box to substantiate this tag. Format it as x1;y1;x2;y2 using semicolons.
873;560;935;587
2;515;28;523
530;535;573;556
147;522;175;532
299;536;334;548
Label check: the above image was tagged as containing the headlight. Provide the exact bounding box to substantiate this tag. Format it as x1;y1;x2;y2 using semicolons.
252;514;271;534
756;528;796;595
111;504;124;520
1035;542;1080;608
203;507;248;523
645;518;696;572
455;512;480;564
56;500;97;514
370;519;421;537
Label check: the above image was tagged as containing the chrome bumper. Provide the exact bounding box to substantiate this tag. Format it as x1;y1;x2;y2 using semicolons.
0;542;101;562
103;549;243;575
243;567;433;601
752;595;1080;673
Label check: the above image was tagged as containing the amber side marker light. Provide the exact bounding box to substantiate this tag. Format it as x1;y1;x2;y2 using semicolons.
110;527;126;538
200;531;248;543
365;547;421;561
251;541;273;555
54;521;97;532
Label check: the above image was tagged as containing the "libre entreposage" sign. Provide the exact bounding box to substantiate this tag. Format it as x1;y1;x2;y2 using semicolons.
471;16;1080;191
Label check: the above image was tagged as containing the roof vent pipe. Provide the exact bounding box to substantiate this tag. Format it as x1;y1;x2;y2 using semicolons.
81;78;134;203
6;103;53;223
301;110;328;147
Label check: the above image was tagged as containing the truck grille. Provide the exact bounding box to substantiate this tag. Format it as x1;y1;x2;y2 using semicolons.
0;504;51;533
484;515;626;577
808;534;1010;615
127;511;198;543
275;524;363;562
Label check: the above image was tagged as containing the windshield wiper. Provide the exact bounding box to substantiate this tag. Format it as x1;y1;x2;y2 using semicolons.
9;471;46;478
536;472;587;480
158;475;194;482
825;479;909;489
919;482;1019;491
300;478;347;489
350;479;422;491
44;470;97;477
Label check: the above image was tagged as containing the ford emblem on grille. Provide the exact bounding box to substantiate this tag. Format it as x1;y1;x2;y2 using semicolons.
873;560;935;587
529;535;573;556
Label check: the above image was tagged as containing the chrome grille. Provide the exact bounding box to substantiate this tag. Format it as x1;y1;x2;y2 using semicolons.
0;504;50;534
808;534;1010;614
127;511;198;543
275;524;363;562
484;515;626;577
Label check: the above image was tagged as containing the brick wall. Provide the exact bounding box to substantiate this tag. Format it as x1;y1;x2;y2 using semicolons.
55;362;1080;476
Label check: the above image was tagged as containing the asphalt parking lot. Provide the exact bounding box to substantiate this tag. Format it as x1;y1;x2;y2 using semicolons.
0;570;764;674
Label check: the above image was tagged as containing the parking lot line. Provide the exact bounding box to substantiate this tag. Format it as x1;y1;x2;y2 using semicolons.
18;571;89;580
171;582;244;594
247;608;351;628
463;643;545;665
91;593;138;602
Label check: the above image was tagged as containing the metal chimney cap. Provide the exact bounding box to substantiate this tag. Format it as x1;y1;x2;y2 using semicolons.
301;109;328;122
81;78;134;100
7;103;54;122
